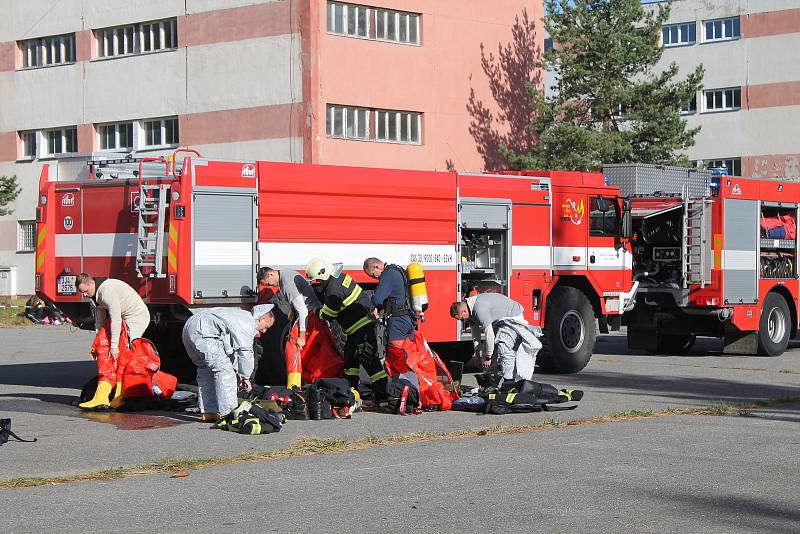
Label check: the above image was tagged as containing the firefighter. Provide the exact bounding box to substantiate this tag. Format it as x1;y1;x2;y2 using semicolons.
450;293;541;383
363;257;416;343
75;273;151;409
306;258;388;401
258;267;343;389
182;304;275;421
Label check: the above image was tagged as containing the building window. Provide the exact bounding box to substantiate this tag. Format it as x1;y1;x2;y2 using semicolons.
18;221;36;253
707;158;741;177
680;95;698;115
376;109;420;143
96;18;178;59
44;127;78;156
703;17;740;43
326;105;370;140
99;122;135;150
19;33;76;69
143;117;179;147
703;87;741;112
327;2;420;45
20;131;37;160
662;22;696;47
326;105;421;144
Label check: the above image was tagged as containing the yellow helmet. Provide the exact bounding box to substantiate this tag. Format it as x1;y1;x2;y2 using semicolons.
306;257;334;281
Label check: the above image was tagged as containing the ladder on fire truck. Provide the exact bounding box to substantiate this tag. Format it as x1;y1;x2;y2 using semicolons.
682;191;712;288
135;183;170;278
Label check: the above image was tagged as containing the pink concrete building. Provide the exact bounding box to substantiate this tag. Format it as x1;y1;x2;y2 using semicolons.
0;0;542;293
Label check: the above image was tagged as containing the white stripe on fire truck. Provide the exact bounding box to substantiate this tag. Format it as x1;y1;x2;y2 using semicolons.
510;246;550;269
258;242;458;270
195;241;254;266
552;246;633;270
55;233;139;258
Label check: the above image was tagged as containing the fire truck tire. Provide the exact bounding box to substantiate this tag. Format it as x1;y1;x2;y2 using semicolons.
758;292;791;356
539;286;595;373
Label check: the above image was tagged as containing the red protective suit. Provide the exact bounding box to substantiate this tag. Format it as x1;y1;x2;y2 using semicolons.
91;320;176;400
385;331;458;411
285;312;345;387
91;320;130;384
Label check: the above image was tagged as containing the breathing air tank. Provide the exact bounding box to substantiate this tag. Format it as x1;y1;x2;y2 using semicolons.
406;262;429;314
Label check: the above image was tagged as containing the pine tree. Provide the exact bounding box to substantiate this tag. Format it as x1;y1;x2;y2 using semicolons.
504;0;704;171
0;175;21;216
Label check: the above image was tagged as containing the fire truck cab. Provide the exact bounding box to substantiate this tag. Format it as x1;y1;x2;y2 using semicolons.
605;163;798;356
36;151;635;378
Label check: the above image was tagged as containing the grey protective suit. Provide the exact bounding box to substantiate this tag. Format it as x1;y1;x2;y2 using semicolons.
182;307;257;415
467;293;540;380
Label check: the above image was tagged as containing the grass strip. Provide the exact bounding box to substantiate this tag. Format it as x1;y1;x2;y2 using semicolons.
0;298;31;327
2;397;797;490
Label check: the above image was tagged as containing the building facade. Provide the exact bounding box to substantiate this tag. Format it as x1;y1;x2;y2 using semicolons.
0;0;540;294
651;0;800;179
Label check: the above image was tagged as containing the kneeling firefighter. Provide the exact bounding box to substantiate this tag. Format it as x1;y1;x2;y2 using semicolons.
306;258;388;401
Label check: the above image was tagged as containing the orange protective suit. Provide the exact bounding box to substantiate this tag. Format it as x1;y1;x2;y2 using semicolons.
385;331;458;411
284;312;344;388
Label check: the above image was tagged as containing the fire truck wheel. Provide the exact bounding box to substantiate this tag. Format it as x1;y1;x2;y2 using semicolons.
539;286;595;373
758;292;791;356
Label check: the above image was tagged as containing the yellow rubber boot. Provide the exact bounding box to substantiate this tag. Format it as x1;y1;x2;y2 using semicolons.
287;372;302;390
109;382;125;409
79;380;114;410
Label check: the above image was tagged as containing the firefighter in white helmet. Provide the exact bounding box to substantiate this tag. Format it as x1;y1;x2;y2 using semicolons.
306;258;388;402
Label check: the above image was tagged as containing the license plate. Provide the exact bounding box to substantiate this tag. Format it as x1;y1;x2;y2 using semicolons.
57;275;77;295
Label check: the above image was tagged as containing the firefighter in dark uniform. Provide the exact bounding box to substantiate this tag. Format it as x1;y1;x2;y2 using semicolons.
363;257;416;345
305;258;388;401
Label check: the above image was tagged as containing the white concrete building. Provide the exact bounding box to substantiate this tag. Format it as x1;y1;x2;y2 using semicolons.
650;0;800;179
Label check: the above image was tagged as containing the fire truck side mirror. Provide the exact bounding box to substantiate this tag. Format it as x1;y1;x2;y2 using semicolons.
621;199;633;239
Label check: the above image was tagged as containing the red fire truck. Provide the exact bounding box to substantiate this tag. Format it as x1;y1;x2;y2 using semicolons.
605;163;798;357
35;151;636;378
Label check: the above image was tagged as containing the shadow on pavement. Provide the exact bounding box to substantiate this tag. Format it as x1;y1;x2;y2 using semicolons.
0;360;96;390
595;334;800;357
636;490;800;534
536;369;800;407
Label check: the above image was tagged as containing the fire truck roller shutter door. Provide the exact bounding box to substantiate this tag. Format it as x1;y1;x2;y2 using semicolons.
193;194;256;299
722;199;758;305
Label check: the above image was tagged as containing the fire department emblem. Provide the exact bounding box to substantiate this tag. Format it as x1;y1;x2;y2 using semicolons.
63;216;74;231
61;193;75;207
241;163;256;178
561;198;585;226
732;184;742;195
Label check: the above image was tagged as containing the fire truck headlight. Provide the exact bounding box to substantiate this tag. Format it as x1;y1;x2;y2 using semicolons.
172;191;180;201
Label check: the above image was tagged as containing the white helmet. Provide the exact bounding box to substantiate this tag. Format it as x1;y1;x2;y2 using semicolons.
306;257;335;282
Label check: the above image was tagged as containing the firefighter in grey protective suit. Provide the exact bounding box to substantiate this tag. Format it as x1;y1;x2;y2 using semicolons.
450;293;541;383
182;304;276;421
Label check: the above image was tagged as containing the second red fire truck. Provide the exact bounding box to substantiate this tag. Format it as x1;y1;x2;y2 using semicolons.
605;163;798;357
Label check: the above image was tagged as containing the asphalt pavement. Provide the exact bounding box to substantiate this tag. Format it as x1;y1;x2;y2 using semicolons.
0;325;798;533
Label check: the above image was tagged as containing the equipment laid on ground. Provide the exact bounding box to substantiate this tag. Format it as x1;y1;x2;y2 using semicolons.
36;150;636;377
451;377;582;414
0;418;37;445
605;163;799;357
